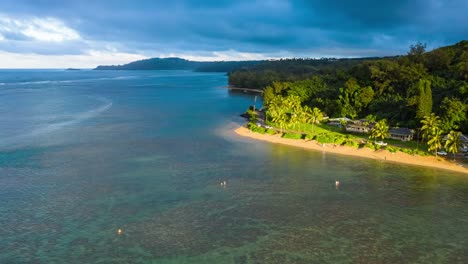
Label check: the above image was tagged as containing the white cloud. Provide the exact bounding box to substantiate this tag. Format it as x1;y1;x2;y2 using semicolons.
0;50;147;68
160;49;277;61
0;14;80;42
0;48;273;68
159;47;397;62
0;13;406;68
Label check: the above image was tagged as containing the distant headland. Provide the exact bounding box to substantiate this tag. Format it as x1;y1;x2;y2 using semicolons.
94;57;262;72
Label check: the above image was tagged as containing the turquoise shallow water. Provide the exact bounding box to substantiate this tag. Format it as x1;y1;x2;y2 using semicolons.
1;70;468;263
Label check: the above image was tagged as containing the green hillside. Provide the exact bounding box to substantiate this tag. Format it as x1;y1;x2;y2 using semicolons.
234;41;468;133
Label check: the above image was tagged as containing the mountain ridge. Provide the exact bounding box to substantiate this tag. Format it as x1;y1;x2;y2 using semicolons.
94;57;263;72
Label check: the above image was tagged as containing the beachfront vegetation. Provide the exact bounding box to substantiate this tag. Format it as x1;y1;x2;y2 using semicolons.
282;132;303;140
239;40;468;157
370;119;389;142
445;131;462;160
427;128;443;156
231;40;468;134
418;113;463;157
420;113;444;156
421;113;442;141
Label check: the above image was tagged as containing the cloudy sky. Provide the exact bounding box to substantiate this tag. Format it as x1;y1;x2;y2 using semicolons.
0;0;466;68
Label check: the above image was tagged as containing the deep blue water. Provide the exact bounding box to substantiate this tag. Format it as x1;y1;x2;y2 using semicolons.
1;70;468;263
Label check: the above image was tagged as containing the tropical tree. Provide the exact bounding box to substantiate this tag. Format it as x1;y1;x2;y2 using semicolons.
296;106;308;132
283;95;302;130
276;114;288;133
263;86;276;107
445;130;462;160
338;78;374;119
247;109;258;123
338;79;359;118
286;76;327;104
306;107;323;134
440;97;467;131
369;119;389;142
420;113;442;141
265;95;283;124
365;114;377;122
407;42;426;64
269;103;287;133
289;108;301;131
407;78;432;119
427;128;443;156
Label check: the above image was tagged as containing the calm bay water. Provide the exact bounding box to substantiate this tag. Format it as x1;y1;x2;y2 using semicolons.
1;70;468;263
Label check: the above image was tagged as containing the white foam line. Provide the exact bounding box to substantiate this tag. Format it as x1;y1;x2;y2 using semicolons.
1;76;140;86
32;99;112;136
0;96;113;147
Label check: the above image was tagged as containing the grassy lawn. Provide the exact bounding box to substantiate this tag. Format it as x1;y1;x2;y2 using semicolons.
268;122;367;141
262;121;431;156
385;138;428;150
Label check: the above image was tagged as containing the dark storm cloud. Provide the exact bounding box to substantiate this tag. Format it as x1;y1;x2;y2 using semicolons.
0;0;467;58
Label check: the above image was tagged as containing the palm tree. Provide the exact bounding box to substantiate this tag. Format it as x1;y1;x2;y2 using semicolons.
283;95;301;131
427;128;443;156
420;113;442;141
296;106;308;133
278;115;288;134
370;119;389;142
289;108;302;131
306;107;323;134
266;95;283;126
445;130;461;160
269;104;287;133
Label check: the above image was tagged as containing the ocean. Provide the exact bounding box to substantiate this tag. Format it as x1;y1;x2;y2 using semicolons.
1;70;467;263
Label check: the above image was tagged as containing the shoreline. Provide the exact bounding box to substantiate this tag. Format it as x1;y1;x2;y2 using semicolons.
235;126;468;175
225;85;263;93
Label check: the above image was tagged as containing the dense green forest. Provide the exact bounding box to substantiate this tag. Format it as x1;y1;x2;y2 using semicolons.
95;57;262;72
230;41;468;133
228;57;382;89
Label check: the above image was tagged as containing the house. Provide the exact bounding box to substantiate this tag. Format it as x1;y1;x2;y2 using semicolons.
461;134;468;145
328;117;350;127
457;134;468;152
442;133;468;151
389;127;414;141
344;119;374;134
462;134;468;152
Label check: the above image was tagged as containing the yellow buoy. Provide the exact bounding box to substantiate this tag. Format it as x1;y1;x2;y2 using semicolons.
117;229;123;235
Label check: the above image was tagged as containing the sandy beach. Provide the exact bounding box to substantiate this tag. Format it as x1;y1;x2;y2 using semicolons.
235;126;468;175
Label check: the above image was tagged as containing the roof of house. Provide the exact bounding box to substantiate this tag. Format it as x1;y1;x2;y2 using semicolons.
389;127;413;136
443;133;468;142
345;120;375;128
461;134;468;142
329;117;351;122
